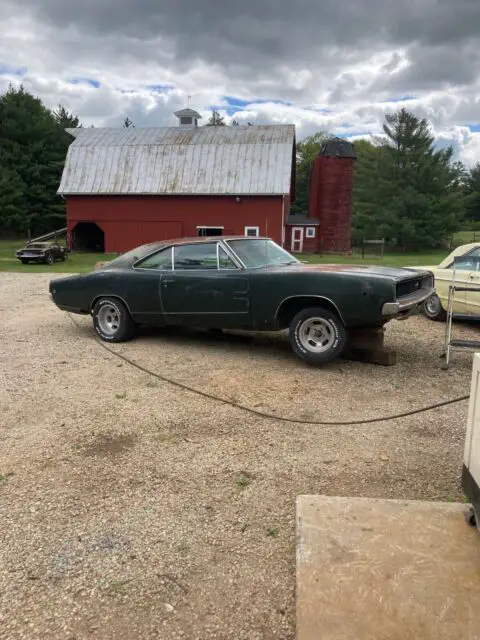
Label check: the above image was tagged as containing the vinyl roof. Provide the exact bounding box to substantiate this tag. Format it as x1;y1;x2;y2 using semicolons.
58;125;295;196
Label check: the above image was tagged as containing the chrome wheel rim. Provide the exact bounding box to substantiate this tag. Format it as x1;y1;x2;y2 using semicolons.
298;317;336;353
425;294;440;316
97;305;120;336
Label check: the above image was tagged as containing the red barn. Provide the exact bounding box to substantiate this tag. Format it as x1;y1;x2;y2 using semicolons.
58;110;297;254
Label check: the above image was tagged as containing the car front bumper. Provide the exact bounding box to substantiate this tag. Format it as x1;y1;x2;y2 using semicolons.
382;287;434;317
16;252;46;259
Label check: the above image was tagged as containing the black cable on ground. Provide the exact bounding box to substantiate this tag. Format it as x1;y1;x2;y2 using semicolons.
67;313;469;427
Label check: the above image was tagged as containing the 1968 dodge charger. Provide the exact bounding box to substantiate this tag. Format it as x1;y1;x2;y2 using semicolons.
49;236;434;365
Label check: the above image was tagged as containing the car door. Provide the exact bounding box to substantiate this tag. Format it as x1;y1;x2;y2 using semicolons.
126;246;173;323
160;241;250;328
462;251;480;315
434;261;472;314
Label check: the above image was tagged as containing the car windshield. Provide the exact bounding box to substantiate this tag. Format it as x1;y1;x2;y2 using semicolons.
107;243;164;267
227;239;300;268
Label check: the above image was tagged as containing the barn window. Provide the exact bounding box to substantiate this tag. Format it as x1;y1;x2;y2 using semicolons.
197;226;224;237
306;227;316;238
174;243;218;270
244;226;259;237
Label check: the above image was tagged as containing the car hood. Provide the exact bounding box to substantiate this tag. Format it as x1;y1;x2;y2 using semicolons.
281;263;432;280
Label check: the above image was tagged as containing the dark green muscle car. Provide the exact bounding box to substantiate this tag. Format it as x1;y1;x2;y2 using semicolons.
49;236;434;365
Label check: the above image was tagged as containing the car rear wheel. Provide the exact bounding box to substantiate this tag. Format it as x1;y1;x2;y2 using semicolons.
92;298;137;343
62;253;68;262
289;306;347;365
21;259;28;265
423;293;447;322
45;253;54;265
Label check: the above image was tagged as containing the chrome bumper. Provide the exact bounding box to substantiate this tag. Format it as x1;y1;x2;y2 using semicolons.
382;288;434;316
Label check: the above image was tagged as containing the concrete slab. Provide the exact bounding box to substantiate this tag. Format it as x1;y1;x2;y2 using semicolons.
296;496;480;640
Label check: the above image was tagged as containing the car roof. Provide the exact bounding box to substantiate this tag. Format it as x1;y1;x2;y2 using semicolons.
135;235;271;251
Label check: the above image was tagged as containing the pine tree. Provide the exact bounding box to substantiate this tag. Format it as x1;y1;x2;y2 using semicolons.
352;108;464;249
465;163;480;222
0;85;81;236
206;110;226;126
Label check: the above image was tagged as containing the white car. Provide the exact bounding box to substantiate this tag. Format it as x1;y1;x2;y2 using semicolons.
413;243;480;321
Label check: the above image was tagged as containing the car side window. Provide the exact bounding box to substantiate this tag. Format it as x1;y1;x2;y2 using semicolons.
218;246;237;270
449;248;480;271
174;243;217;270
135;248;172;270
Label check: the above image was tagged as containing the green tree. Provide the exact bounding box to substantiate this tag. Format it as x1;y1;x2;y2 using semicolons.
206;110;226;126
0;85;81;236
352;108;464;250
53;104;81;129
290;131;329;215
465;162;480;222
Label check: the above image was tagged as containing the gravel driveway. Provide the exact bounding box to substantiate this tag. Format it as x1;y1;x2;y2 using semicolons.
0;273;477;639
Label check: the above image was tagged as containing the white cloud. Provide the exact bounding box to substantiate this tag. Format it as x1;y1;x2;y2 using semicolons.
0;0;479;167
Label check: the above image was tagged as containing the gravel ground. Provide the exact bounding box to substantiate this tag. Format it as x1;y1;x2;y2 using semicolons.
0;273;478;639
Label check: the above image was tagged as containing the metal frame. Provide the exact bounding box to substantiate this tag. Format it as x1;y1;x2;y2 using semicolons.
442;255;480;369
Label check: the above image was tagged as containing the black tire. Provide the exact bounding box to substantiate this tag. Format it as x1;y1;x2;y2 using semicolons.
423;293;447;322
289;306;347;365
92;297;137;343
21;259;28;265
45;253;55;265
62;252;68;262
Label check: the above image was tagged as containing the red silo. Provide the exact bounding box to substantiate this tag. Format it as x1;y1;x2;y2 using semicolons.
308;138;356;253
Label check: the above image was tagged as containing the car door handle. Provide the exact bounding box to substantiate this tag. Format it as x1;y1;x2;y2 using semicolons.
163;278;175;285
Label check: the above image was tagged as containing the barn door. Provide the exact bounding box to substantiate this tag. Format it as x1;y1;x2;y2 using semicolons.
291;227;304;252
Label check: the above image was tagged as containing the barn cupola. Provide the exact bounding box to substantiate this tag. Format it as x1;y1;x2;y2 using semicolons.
174;108;202;128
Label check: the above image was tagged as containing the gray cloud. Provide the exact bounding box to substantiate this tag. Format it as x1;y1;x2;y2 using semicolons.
2;0;480;165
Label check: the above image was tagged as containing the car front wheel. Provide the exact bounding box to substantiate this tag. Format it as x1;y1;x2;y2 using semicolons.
92;297;137;342
45;253;55;265
289;306;347;365
423;293;447;322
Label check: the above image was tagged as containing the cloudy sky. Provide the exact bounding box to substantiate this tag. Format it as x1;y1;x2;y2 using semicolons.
2;0;480;165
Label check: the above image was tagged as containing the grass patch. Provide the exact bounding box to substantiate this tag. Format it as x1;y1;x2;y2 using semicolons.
176;541;190;557
2;232;477;274
298;251;446;268
0;472;14;483
0;239;116;273
107;579;132;594
146;379;159;388
236;472;254;489
115;391;127;400
266;526;279;538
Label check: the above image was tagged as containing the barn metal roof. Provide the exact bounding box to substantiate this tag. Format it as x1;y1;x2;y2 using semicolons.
58;125;295;196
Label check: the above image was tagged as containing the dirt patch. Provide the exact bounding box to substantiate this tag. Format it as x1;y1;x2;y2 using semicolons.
0;273;477;639
78;433;137;457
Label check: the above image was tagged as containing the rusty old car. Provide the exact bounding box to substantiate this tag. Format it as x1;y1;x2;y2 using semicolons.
49;236;434;365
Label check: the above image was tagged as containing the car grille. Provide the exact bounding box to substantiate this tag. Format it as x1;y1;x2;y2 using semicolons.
396;274;433;298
